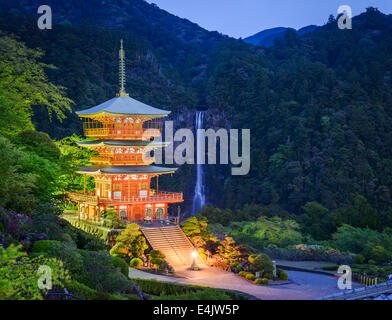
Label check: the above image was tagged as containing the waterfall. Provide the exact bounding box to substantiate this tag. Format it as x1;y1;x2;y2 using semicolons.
191;111;206;215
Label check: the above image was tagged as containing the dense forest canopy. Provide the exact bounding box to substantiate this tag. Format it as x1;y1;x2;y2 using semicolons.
0;3;391;221
207;8;392;216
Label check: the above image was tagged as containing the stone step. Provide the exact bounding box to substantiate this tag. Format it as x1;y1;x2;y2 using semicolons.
141;225;204;268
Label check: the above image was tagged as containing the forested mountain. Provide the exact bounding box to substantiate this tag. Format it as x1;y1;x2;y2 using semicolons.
243;25;316;47
0;0;229;87
208;8;392;215
0;2;392;220
0;0;232;137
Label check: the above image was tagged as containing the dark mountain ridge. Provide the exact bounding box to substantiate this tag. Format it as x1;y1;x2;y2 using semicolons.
0;0;229;72
244;25;317;47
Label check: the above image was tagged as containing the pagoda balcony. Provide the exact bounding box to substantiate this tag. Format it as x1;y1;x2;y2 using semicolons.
83;128;161;140
67;192;99;206
82;118;163;140
67;191;183;205
90;155;155;165
99;191;183;205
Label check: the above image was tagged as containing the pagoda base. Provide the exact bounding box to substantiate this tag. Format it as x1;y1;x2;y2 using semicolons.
78;202;170;223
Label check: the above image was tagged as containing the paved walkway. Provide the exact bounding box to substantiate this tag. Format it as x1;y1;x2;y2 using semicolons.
129;266;361;300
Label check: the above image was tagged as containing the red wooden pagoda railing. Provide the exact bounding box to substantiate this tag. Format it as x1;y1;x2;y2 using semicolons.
67;191;183;205
90;154;154;165
82;117;162;140
99;191;183;205
67;192;99;205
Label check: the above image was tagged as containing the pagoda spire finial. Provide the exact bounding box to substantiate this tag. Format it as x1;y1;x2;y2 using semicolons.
117;39;129;97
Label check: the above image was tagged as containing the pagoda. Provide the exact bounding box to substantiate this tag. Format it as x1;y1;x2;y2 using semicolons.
70;40;183;223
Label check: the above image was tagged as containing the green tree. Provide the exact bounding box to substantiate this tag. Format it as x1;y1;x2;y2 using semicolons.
217;237;238;261
200;206;234;226
56;135;96;193
0;33;72;136
340;196;381;231
332;224;392;263
249;254;274;274
149;250;165;268
0;136;38;215
300;202;338;240
181;216;211;241
101;207;121;229
0;244;69;300
112;224;148;261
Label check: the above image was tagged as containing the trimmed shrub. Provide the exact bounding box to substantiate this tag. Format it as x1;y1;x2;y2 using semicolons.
112;257;129;277
322;265;339;271
64;279;97;300
32;240;62;253
249;253;274;274
129;258;143;268
109;244;125;258
355;254;365;264
131;278;200;296
155;288;232;300
61;216;111;242
245;273;256;281
76;250;132;293
130;278;251;300
264;243;355;264
263;272;274;280
149;250;165;268
253;278;263;285
260;278;269;285
278;269;288;281
84;238;108;251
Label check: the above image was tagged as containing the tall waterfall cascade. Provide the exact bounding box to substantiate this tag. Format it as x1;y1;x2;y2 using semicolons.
191;111;206;215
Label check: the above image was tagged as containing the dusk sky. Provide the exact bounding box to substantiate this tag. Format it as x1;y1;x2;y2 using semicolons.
146;0;392;38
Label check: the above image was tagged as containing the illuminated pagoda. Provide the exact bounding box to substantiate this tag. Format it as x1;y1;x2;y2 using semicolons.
70;40;183;223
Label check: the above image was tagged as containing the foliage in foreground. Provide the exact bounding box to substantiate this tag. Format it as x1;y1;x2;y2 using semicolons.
0;32;72;136
0;244;68;300
130;278;252;300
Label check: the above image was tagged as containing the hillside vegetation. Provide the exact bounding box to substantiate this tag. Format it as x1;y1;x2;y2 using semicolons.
1;4;392;296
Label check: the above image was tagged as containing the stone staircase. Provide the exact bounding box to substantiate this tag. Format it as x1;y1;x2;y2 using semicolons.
140;225;204;268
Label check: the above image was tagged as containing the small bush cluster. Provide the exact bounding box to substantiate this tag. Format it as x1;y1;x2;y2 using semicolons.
62;216;111;242
63;279;139;300
264;243;354;264
129;258;143;268
131;278;252;300
278;269;288;280
112;256;129;277
321;265;339;271
239;271;269;285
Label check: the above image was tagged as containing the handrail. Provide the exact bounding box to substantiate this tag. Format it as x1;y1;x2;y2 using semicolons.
84;127;161;139
100;192;183;204
67;192;99;205
67;191;183;205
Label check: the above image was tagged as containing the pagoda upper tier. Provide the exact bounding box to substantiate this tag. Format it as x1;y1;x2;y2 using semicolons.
76;96;170;117
76;140;169;165
76;96;170;140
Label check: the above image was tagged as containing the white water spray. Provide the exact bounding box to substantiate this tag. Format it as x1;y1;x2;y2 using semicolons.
191;111;206;215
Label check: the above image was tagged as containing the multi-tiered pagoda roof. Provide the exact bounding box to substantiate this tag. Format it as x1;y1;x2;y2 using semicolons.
69;39;182;222
76;96;170;117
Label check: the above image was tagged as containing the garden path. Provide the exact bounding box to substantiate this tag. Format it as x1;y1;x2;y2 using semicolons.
129;266;361;300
